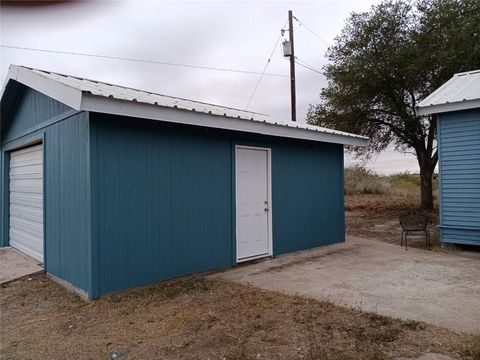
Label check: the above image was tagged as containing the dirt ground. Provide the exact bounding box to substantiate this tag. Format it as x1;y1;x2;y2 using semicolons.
345;194;441;249
1;274;479;360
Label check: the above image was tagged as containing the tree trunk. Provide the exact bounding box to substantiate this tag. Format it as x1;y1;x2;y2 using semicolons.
417;148;437;211
419;169;434;210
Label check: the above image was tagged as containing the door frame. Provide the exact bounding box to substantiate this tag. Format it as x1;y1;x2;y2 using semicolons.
235;145;273;263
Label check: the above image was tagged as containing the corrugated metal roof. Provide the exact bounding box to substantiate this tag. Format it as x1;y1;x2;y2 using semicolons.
1;65;368;146
417;69;480;115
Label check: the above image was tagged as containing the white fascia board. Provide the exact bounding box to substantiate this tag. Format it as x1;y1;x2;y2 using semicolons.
4;65;82;110
81;93;369;147
416;99;480;116
0;66;20;99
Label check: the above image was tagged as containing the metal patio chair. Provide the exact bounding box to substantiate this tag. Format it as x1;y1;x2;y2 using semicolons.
400;213;431;250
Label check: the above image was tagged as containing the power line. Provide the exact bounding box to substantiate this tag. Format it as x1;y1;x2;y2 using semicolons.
294;56;324;75
245;19;288;110
294;60;324;75
295;57;321;71
0;44;289;78
292;15;330;47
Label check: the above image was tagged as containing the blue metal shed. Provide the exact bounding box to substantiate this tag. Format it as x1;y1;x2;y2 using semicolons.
1;65;368;299
417;69;480;246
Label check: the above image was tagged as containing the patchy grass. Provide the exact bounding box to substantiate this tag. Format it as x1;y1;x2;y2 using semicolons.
1;273;479;360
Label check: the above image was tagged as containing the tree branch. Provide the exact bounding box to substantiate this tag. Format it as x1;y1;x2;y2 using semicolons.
370;108;423;148
370;116;415;147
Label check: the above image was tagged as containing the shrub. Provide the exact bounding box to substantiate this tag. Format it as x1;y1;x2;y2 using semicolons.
344;165;391;195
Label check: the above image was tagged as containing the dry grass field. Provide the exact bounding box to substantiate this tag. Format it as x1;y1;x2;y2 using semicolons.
1;274;479;360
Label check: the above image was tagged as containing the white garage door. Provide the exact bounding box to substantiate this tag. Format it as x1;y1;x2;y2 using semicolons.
9;144;44;263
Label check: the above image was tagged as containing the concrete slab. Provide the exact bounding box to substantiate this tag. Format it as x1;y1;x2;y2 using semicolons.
0;247;43;284
211;236;480;334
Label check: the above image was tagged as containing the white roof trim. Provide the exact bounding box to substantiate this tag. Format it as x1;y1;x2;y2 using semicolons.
417;69;480;115
82;94;368;146
1;65;83;110
2;65;368;147
417;99;480;116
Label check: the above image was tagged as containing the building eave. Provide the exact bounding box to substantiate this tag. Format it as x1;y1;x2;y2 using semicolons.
416;99;480;116
81;93;369;147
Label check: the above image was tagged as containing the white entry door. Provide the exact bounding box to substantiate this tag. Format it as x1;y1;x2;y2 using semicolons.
9;144;44;263
235;146;272;262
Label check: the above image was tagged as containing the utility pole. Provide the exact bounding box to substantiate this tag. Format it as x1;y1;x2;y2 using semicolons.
288;10;296;122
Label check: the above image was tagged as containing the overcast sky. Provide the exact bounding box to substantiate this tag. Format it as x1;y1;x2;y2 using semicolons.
0;0;419;174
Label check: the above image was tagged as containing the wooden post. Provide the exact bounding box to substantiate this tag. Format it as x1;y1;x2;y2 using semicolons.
288;10;296;122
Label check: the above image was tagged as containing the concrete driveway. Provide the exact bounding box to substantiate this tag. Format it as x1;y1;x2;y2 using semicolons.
212;236;480;334
0;247;43;284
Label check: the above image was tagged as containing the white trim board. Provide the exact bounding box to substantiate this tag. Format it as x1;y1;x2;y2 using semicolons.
416;99;480;116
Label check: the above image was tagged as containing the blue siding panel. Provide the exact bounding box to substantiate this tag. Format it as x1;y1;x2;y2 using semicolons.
94;116;233;295
438;109;480;245
1;87;92;296
92;115;344;296
2;88;71;145
170;133;232;277
270;141;344;255
144;130;173;284
440;228;480;246
56;113;90;290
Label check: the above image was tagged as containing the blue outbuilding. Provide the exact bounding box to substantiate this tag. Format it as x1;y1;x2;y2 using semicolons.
417;69;480;246
1;65;367;299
